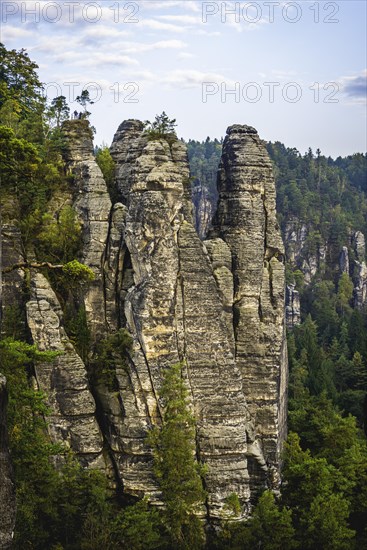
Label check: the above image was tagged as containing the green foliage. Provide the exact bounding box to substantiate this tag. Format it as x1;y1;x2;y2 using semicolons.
282;432;358;549
0;124;43;215
75;90;94;119
111;498;164;550
90;329;133;390
337;272;354;316
64;304;91;363
0;337;119;549
288;305;367;423
248;492;297;550
62;260;95;284
0;43;44;118
214;491;297;550
37;206;82;264
224;493;242;518
144;112;178;144
148;363;206;549
47;95;70;130
1;304;27;340
95;144;117;202
187;136;222;201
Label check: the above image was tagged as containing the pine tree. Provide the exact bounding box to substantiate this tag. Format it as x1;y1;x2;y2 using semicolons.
148;363;206;549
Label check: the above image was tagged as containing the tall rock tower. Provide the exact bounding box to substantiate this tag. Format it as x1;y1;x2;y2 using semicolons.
209;125;288;478
105;121;288;516
5;120;287;522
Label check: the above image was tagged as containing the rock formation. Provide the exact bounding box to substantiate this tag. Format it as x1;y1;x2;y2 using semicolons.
62;120;112;339
286;284;301;329
351;231;367;309
283;219;326;284
339;246;350;275
1;120;288;522
192;184;215;239
209;125;287;467
26;272;105;469
0;375;16;549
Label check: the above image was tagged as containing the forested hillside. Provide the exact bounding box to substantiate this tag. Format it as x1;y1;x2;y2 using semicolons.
1;44;367;549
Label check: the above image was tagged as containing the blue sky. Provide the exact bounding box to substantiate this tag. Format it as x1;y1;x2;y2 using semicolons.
2;0;366;157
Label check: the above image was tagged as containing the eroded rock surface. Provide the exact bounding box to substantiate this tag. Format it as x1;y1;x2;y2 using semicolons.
100;122;288;516
4;120;288;522
351;231;367;309
192;184;215;239
26;272;105;468
62;120;112;339
209;125;288;465
286;284;301;329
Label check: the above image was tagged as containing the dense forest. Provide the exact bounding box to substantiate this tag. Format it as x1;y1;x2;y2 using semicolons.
1;43;367;549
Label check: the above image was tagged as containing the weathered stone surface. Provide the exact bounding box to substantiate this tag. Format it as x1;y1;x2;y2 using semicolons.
26;272;105;468
103;202;128;331
103;121;287;518
62;120;112;339
352;230;366;262
286;284;301;329
352;260;367;309
192;184;215;239
350;231;367;309
204;237;235;349
284;219;326;284
3;119;287;522
339;246;350;275
209;124;288;466
0;374;16;549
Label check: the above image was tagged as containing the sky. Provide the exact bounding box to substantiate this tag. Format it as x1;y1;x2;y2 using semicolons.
1;0;366;157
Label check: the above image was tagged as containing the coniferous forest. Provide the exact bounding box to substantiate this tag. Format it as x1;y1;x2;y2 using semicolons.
1;44;367;550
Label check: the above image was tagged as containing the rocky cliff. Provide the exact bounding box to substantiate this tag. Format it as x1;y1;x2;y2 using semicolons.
104;121;287;514
1;120;288;521
209;125;287;469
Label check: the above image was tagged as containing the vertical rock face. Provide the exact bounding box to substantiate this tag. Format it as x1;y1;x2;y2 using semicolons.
0;375;16;549
339;246;350;275
5;120;287;522
26;273;105;469
351;231;367;309
62;120;112;338
283;219;326;284
209;125;287;465
102;121;287;517
192;184;215;239
286;284;301;329
107;123;254;516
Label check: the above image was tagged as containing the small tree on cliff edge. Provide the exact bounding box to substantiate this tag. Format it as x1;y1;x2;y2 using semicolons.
143;112;178;143
75;90;94;120
148;363;206;549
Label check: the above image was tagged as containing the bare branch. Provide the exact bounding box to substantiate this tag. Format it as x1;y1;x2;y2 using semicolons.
2;261;64;274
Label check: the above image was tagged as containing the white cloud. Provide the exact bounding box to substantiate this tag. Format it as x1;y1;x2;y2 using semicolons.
141;1;200;12
53;50;139;68
162;69;235;89
138;19;186;33
117;39;188;54
1;26;33;40
178;52;196;60
157;15;202;24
